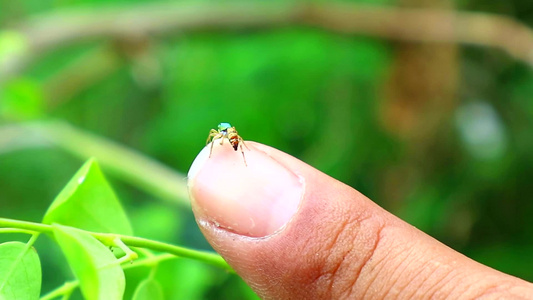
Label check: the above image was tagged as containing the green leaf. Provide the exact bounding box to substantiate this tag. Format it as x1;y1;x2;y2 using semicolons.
43;158;133;235
132;278;164;300
0;241;41;300
52;224;125;300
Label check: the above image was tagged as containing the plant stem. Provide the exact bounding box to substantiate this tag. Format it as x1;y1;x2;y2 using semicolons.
0;228;37;235
116;235;230;271
0;217;233;272
123;253;175;270
0;219;52;234
40;254;176;300
27;232;40;247
40;281;78;300
113;236;139;264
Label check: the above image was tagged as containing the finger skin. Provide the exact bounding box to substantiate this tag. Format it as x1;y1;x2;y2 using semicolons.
189;142;533;299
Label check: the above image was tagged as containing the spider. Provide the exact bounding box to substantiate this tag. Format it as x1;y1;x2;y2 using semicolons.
206;122;249;166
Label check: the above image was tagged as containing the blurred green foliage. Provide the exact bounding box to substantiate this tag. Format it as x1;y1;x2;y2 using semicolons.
1;0;533;298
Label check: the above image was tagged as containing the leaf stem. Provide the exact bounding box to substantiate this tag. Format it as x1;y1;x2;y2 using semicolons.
0;228;38;235
40;254;176;300
40;281;78;300
0;219;52;234
0;217;232;272
27;232;40;247
113;237;139;264
123;253;175;270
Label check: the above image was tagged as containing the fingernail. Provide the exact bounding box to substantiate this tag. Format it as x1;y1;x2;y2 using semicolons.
187;142;304;237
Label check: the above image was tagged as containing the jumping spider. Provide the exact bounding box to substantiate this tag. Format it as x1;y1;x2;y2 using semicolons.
206;122;249;166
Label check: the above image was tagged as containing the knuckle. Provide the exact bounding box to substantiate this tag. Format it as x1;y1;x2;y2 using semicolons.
308;211;386;298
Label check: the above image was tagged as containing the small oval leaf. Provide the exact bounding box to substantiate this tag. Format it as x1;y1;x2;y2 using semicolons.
43;158;132;235
0;241;41;300
53;224;125;300
132;278;164;300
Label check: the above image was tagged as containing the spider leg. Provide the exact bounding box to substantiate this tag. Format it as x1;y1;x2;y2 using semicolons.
209;133;223;158
239;137;250;150
206;129;219;145
239;142;247;167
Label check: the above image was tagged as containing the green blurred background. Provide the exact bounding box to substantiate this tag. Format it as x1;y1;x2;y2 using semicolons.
1;0;533;299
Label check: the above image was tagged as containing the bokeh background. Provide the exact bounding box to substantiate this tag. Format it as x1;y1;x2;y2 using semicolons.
1;0;533;299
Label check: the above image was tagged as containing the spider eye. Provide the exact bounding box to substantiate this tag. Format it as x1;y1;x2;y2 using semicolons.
218;122;232;131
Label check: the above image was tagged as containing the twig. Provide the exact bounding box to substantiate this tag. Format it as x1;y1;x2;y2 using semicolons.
1;2;533;82
0;217;231;271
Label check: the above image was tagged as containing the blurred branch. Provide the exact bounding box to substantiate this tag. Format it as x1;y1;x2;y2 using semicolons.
43;44;122;108
0;122;189;205
2;2;533;81
304;4;533;63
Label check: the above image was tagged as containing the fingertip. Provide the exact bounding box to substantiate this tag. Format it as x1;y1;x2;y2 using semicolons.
187;144;211;181
188;141;304;237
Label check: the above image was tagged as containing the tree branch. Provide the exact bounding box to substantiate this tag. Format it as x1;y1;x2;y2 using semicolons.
2;2;533;81
0;122;189;205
